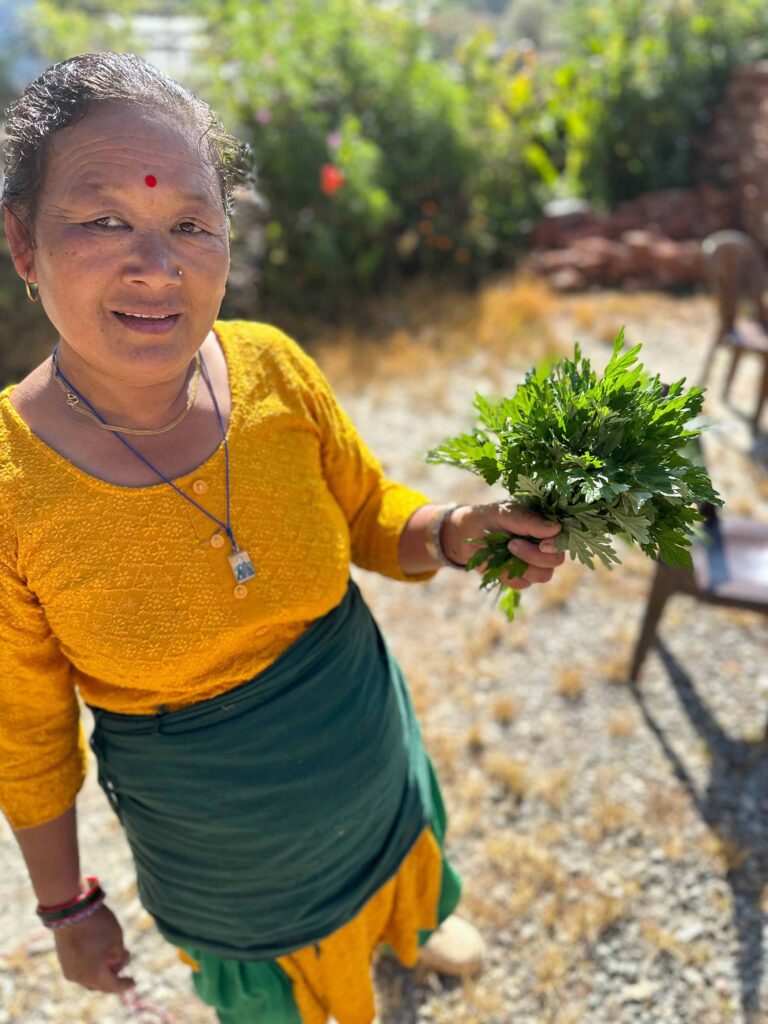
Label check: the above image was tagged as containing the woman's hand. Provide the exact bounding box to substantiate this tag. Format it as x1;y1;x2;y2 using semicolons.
53;904;135;995
442;502;565;589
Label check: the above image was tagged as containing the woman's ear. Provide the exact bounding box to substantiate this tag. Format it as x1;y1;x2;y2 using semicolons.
2;205;36;280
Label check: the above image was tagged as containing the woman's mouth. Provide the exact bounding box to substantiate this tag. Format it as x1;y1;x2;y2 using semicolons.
112;311;181;334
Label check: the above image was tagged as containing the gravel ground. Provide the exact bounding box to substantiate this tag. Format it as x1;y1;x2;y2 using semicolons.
2;287;767;1024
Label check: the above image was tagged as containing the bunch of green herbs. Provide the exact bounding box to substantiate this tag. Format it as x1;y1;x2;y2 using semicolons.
426;332;723;619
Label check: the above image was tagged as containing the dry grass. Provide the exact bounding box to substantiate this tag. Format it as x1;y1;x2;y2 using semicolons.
598;651;633;685
608;713;636;739
307;273;568;395
465;723;486;756
430;980;521;1024
643;782;693;831
640;920;711;967
555;666;585;701
532;769;573;810
581;800;642;844
697;831;753;872
491;695;519;726
557;887;632;947
485;833;565;897
484;753;529;798
535;943;570;987
661;834;688;860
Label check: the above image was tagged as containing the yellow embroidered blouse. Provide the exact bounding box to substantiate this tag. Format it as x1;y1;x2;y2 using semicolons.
0;320;436;830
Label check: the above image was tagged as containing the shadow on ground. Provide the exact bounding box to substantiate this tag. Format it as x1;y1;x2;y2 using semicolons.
630;639;768;1024
375;955;464;1024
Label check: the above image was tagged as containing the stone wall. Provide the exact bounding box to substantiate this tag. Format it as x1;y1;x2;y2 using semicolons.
526;64;768;292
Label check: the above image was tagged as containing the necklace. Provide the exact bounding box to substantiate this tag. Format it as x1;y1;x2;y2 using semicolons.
52;352;257;586
50;346;201;436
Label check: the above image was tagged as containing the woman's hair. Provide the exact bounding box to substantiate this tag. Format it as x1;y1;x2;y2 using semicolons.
1;51;253;229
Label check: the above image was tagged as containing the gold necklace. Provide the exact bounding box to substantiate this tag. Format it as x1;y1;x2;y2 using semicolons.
51;347;201;436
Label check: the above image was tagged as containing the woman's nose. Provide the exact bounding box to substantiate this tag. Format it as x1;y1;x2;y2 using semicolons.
122;232;182;286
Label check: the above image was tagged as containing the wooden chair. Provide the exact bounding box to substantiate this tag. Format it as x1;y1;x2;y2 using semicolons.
629;507;768;684
700;229;768;436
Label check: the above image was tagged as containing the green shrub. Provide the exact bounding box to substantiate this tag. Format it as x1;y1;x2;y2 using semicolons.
192;0;554;315
552;0;768;206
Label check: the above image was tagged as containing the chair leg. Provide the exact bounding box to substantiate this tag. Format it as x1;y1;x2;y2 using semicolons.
722;347;743;402
629;565;675;682
751;354;768;437
699;335;720;387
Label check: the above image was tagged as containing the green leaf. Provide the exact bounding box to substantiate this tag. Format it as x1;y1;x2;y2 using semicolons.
498;587;522;621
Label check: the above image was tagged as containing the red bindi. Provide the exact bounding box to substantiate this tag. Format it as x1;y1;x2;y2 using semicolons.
145;174;157;188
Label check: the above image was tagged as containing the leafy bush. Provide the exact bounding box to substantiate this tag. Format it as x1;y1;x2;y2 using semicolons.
190;0;553;315
551;0;768;206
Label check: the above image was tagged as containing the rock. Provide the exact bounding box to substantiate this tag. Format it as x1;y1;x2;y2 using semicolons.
610;960;639;982
682;966;705;987
675;920;705;943
621;980;659;1003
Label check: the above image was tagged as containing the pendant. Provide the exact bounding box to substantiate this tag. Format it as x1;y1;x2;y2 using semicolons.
228;548;257;583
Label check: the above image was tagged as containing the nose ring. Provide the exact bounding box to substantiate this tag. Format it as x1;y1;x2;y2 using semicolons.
177;269;183;277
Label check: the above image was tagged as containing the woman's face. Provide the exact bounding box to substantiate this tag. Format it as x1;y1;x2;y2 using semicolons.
6;101;230;381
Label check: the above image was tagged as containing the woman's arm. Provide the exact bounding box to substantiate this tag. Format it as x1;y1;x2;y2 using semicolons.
12;803;85;905
398;503;565;582
13;803;135;995
397;503;443;575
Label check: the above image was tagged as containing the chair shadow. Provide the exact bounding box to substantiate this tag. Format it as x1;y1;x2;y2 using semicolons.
629;639;768;1024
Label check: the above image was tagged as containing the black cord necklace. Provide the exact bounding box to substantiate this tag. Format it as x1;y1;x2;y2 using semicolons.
51;344;256;585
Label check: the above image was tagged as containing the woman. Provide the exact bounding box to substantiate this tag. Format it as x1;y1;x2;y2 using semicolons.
0;53;566;1024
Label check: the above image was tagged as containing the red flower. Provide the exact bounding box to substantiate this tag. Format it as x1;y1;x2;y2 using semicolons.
320;163;346;196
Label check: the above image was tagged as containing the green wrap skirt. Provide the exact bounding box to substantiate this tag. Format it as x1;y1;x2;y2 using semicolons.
87;579;461;1022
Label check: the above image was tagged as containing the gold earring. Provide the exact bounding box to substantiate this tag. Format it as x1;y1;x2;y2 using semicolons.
24;271;39;303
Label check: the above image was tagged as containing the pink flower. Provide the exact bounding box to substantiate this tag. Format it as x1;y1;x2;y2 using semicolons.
256;108;272;125
326;131;342;149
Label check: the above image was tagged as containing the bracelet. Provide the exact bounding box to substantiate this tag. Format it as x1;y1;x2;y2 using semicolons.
44;892;106;930
425;504;467;570
36;876;105;926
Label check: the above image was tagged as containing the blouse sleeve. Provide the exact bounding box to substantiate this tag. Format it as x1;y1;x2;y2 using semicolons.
0;527;88;830
277;331;438;583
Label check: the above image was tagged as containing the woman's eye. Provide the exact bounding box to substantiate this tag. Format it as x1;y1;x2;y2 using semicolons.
178;222;204;234
90;216;125;229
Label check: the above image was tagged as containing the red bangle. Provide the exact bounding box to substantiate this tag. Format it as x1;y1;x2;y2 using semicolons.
44;891;106;930
37;875;99;914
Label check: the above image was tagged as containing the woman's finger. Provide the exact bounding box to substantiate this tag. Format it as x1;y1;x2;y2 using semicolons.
522;566;554;585
507;536;565;569
499;576;532;590
96;963;135;994
496;503;561;540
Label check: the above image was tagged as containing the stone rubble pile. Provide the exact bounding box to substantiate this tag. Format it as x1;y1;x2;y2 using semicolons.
526;63;768;292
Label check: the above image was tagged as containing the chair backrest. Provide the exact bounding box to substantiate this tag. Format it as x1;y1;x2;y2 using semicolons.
701;230;767;336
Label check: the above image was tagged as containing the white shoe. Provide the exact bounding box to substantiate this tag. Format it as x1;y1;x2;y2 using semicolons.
418;914;486;977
